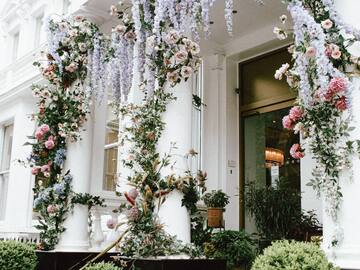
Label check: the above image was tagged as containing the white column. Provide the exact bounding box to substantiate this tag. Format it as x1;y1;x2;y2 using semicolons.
157;80;193;243
56;112;93;251
323;0;360;268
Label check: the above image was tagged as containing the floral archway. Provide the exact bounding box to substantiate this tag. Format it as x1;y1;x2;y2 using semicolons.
27;0;360;259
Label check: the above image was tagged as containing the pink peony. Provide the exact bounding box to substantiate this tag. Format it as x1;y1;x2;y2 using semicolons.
289;106;303;121
41;164;50;173
47;205;57;214
40;124;50;133
321;19;333;30
290;143;305;159
106;218;117;229
35;129;44;140
282;115;294;130
44;136;55;150
335;96;348;111
305;47;316;58
31;167;39;175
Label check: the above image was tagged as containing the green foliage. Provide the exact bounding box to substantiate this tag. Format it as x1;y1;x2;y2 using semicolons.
0;241;37;270
204;230;256;269
202;190;230;208
83;262;122;270
245;180;301;240
251;240;339;270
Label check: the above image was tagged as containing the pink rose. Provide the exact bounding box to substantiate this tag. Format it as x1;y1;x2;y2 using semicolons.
290;143;305;159
306;47;316;58
181;66;193;78
40;124;50;133
31;167;39;175
282;115;294;130
335;96;348;111
174;50;188;64
321;19;333;30
328;77;347;94
45;136;55;150
106;218;117;229
41;164;50;173
166;71;179;84
331;50;342;59
47;205;57;214
35;129;44;140
289;106;303;121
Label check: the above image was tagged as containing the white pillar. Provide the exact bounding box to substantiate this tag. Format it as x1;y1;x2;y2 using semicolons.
157;80;193;243
56;113;93;251
323;1;360;268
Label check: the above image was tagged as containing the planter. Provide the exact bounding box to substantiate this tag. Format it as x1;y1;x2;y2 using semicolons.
207;207;224;228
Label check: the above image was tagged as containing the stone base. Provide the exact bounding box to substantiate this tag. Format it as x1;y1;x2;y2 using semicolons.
36;251;226;270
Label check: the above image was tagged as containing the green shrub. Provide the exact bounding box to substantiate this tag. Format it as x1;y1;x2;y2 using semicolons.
0;240;37;270
205;230;256;269
251;240;339;270
83;262;123;270
203;190;230;208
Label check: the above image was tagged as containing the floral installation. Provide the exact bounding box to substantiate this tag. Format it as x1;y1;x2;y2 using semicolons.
275;0;360;246
28;16;106;250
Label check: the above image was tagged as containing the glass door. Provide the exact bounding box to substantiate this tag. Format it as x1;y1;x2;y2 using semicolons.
242;107;300;233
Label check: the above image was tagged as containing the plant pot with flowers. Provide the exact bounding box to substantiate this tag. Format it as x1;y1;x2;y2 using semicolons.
203;190;230;228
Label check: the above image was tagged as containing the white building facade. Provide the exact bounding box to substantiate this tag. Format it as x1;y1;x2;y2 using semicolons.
0;0;360;268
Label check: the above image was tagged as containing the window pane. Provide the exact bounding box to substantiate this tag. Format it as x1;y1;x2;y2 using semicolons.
1;124;14;171
12;32;19;61
103;147;118;191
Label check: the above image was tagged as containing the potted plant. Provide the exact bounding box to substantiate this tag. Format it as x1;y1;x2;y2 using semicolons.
204;230;257;270
203;190;230;228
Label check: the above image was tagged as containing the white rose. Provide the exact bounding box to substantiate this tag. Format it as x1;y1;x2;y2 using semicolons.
174;50;188;64
78;43;87;52
165;30;180;44
181;66;193;78
166;71;180;83
114;24;126;34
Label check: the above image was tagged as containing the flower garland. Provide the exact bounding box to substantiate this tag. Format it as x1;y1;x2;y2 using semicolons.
275;0;360;246
28;16;106;250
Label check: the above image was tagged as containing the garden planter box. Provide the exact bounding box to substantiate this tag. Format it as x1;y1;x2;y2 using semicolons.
36;251;226;270
207;207;224;228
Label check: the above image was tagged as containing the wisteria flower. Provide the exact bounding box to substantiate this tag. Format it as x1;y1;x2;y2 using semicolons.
290;143;305;159
181;66;193;78
321;19;333;30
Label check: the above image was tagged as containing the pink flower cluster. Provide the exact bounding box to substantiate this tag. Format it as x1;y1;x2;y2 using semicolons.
31;161;52;177
324;77;348;111
282;106;303;130
35;124;50;140
290;143;305;159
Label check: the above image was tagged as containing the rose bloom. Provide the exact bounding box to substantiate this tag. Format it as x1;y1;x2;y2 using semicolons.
181;66;193;78
40;124;50;133
65;62;78;73
321;19;333;30
124;31;136;41
328;77;347;94
165;30;180;44
45;139;55;150
31;167;40;175
305;46;316;58
282;115;294;130
106;218;117;229
290;143;305;159
289;106;303;121
331;50;342;59
47;205;57;214
335;96;348;111
35;129;44;140
174;50;188;64
41;164;50;173
78;43;87;52
166;70;180;83
74;15;83;22
114;24;126;34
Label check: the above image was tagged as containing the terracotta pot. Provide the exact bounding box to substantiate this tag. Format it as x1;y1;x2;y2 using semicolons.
207;207;224;228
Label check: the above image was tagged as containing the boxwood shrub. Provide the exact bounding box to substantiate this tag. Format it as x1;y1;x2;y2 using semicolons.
83;262;123;270
0;240;37;270
251;240;339;270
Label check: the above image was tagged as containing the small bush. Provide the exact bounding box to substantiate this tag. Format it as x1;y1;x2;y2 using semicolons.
205;230;256;269
251;240;339;270
0;240;37;270
83;262;123;270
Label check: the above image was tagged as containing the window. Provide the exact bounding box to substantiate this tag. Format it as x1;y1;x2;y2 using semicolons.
12;32;19;61
0;124;14;220
103;106;119;191
34;14;45;47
